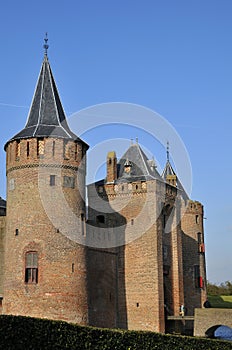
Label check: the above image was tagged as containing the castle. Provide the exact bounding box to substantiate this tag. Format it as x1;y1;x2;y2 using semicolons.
0;45;207;335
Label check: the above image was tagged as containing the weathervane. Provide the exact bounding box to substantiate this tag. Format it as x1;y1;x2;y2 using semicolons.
43;32;49;56
166;141;170;162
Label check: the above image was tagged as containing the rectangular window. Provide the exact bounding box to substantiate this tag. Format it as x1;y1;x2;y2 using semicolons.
63;140;70;159
50;175;56;186
81;213;85;236
27;141;30;157
197;232;202;244
63;176;75;188
16;140;20;159
74;143;78;161
37;138;45;157
25;252;38;283
52;141;55;157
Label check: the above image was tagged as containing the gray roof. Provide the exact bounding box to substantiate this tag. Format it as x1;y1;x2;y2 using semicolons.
162;160;188;198
5;54;88;149
116;143;163;182
161;160;176;178
0;197;6;208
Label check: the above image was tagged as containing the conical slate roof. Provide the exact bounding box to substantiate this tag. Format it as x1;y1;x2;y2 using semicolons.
5;54;87;149
162;159;188;198
116;142;163;182
161;159;176;178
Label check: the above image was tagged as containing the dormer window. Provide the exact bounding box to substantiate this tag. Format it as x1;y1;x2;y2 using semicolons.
124;159;132;174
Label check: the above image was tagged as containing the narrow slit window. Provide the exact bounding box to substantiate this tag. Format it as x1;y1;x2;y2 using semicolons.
27;141;30;157
63;141;70;159
74;143;78;161
37;138;45;157
16;140;20;159
52;141;55;157
81;213;85;236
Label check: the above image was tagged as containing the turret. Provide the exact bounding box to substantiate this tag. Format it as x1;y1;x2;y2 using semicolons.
3;37;89;324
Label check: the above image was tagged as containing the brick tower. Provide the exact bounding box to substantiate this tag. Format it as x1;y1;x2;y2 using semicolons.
3;42;89;323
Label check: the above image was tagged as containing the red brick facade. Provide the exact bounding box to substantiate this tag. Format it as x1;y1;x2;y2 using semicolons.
87;151;207;333
0;52;207;335
2;137;88;324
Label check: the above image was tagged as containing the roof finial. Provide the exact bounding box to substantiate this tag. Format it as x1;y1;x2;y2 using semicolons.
43;32;49;56
136;137;138;144
166;141;170;162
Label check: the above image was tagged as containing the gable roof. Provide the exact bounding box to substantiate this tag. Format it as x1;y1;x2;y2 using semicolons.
116;143;163;182
5;54;88;149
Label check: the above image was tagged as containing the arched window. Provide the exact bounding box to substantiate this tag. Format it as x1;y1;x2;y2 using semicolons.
25;252;38;284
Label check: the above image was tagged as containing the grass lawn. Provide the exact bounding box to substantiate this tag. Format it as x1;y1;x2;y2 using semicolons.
208;295;232;308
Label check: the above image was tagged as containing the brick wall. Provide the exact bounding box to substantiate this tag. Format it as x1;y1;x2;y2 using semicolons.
87;179;166;332
194;308;232;337
3;137;88;324
0;216;6;299
181;201;207;315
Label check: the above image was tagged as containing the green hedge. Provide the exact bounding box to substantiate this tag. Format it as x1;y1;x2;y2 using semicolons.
0;315;231;350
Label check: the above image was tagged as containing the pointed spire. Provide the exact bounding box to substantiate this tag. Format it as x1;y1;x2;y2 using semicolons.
5;48;88;149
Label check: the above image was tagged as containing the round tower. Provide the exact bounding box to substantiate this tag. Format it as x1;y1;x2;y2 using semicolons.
3;44;89;324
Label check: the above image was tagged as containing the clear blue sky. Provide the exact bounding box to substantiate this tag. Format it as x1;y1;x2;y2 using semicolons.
0;0;231;284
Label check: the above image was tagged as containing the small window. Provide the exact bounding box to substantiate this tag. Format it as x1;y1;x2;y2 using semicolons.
50;175;56;186
63;176;75;188
9;178;15;191
96;215;105;224
197;232;202;244
52;141;55;157
16;140;20;159
194;265;200;288
109;158;112;165
25;252;38;284
27;141;30;157
63;141;70;159
196;215;199;224
37;138;45;157
74;143;78;161
81;213;85;236
131;219;134;225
